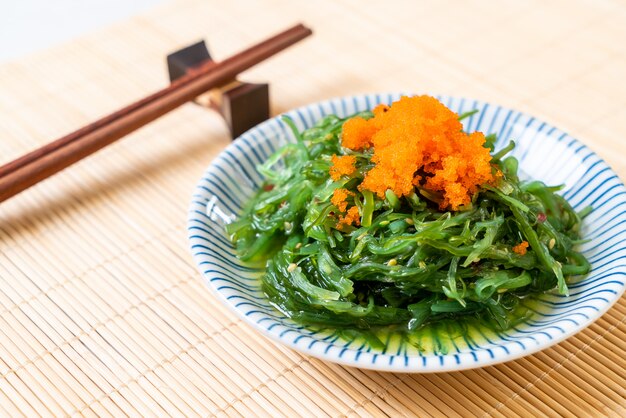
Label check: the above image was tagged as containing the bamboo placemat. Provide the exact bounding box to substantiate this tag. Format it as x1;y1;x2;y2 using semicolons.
0;0;625;416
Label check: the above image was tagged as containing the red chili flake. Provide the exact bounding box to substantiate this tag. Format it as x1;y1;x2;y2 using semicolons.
263;184;274;191
537;213;547;223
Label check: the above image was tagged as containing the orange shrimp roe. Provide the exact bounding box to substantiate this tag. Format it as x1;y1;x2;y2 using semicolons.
331;188;354;212
329;155;357;181
338;206;360;227
340;95;495;210
512;241;529;255
341;117;375;150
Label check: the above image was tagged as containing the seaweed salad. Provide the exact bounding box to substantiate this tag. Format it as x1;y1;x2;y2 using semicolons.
227;95;591;344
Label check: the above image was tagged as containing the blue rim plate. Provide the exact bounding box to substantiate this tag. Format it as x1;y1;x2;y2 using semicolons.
187;93;626;372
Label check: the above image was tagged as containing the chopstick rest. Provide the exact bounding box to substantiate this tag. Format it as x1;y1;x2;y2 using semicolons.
167;40;270;138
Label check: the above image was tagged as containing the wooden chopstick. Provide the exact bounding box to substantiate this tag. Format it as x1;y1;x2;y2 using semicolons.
0;23;312;203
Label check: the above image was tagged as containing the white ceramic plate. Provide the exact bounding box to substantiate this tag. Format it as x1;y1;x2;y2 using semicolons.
188;93;626;372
